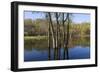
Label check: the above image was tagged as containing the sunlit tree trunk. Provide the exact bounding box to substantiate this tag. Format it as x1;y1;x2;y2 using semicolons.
48;12;56;50
55;13;61;60
62;13;68;59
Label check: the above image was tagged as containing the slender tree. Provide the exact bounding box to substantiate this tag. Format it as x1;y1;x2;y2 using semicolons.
54;13;61;59
65;13;70;59
45;13;51;60
65;13;72;59
61;13;68;59
47;12;56;51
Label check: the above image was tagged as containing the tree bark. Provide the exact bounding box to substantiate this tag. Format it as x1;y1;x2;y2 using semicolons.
55;13;61;60
65;13;70;59
48;13;56;49
48;17;51;60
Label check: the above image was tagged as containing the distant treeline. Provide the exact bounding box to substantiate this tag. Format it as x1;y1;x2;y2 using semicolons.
24;19;90;37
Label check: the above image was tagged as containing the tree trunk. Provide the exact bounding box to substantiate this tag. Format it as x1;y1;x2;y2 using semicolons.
62;13;70;59
55;13;61;60
48;18;51;60
48;13;56;49
62;13;66;59
65;13;70;59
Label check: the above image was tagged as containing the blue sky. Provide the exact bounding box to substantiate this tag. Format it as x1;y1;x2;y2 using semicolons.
24;11;45;20
24;11;90;23
72;13;90;23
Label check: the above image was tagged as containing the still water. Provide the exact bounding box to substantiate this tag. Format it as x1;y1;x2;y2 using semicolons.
24;36;90;62
24;46;90;62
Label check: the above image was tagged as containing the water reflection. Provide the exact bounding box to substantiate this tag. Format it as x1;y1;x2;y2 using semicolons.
24;37;90;62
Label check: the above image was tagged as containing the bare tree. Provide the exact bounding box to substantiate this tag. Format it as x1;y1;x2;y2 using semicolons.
47;12;56;50
54;12;62;59
45;13;51;60
65;13;70;59
61;13;69;59
46;12;72;60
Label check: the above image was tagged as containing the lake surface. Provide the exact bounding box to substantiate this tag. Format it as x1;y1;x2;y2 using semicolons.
24;46;90;61
24;36;90;62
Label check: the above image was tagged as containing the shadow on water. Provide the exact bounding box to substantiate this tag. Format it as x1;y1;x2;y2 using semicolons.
24;37;90;62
